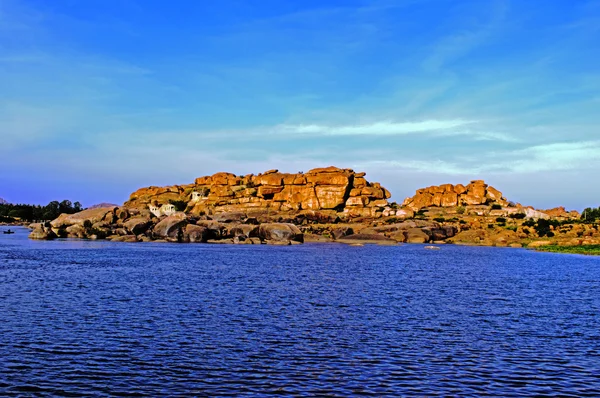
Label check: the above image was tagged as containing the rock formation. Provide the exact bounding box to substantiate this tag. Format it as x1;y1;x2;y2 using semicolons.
402;180;508;210
30;167;597;249
126;166;394;219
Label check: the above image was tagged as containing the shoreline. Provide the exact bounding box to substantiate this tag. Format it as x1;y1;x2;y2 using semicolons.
534;245;600;256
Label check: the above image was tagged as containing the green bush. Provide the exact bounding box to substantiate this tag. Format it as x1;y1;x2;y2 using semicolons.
510;213;526;219
433;217;446;223
533;219;560;237
169;200;188;212
582;207;600;223
495;217;507;223
491;204;502;210
456;206;466;214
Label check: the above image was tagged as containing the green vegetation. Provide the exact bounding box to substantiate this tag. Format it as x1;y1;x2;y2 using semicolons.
0;200;83;222
433;217;446;223
456;206;466;214
169;200;188;212
491;204;502;210
414;209;427;219
534;245;600;256
509;212;526;219
495;217;506;223
581;207;600;223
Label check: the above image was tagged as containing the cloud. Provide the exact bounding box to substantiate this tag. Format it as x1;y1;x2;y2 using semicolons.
503;141;600;173
276;119;471;135
270;120;519;142
361;140;600;176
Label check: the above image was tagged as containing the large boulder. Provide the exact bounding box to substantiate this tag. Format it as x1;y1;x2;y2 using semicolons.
228;224;259;239
196;220;228;239
65;224;87;238
331;226;354;240
258;223;304;243
124;216;152;235
153;212;188;239
183;224;210;243
403;228;431;243
29;224;56;240
50;207;116;229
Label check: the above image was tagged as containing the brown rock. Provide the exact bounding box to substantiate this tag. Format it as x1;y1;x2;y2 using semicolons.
124;217;152;235
486;186;503;202
454;184;467;194
29;224;56;240
331;226;354;240
346;196;367;207
258;223;303;243
50;207;116;229
257;185;284;197
111;235;138;243
404;228;431;243
315;185;349;209
441;192;458;207
306;172;350;186
184;224;209;243
153;213;188;239
211;172;239;186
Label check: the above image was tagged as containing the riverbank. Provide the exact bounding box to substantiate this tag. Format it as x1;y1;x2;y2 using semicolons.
535;245;600;256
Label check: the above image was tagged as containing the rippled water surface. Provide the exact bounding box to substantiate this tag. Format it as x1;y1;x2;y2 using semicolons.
1;227;600;396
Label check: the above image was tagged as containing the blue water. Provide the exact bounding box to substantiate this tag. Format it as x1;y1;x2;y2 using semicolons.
1;227;600;396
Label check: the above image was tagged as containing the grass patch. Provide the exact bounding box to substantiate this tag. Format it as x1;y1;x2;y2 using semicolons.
534;245;600;256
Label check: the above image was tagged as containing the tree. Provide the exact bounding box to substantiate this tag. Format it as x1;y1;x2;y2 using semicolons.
581;207;600;223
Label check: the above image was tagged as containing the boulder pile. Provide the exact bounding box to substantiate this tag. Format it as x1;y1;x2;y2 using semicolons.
29;168;593;248
402;180;508;210
127;166;395;219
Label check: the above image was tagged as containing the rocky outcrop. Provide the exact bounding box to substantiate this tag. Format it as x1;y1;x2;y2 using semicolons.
152;213;188;240
402;180;508;210
30;166;600;249
542;207;580;219
183;224;210;243
258;223;303;244
50;207;117;229
125;167;391;220
29;223;56;240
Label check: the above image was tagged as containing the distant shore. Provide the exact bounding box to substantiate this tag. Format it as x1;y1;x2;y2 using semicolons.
534;245;600;256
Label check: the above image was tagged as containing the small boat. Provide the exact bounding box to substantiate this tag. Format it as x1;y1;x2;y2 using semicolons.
424;245;440;250
3;229;15;234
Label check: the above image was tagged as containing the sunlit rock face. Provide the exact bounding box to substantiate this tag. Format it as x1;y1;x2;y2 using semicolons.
402;180;509;211
124;166;392;219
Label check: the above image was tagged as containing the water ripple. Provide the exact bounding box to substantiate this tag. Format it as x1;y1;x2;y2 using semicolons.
1;227;600;396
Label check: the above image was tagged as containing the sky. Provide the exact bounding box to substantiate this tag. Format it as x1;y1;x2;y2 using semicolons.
1;0;599;210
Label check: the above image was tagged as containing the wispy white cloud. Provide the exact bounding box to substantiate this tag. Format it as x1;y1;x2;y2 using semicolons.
270;120;519;142
276;119;471;135
361;140;600;176
503;141;600;173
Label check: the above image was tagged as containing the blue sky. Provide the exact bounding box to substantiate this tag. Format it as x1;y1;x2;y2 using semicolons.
1;0;599;210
